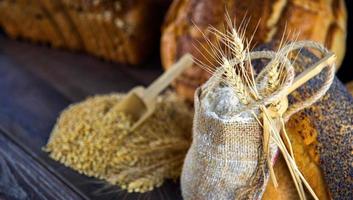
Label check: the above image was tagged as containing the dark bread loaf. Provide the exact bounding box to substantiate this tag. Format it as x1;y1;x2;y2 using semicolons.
0;0;171;64
259;48;352;199
161;0;347;101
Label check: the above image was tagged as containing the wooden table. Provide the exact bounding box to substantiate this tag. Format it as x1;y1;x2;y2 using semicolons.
1;32;352;200
0;35;182;200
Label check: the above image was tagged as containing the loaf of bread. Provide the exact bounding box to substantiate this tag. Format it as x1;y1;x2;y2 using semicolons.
161;0;347;101
0;0;171;64
262;48;352;199
263;113;330;200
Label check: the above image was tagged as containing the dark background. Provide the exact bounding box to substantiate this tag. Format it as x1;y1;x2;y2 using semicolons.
0;1;352;83
336;0;352;83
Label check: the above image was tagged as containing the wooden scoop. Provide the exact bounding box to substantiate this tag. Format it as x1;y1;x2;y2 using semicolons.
113;54;194;131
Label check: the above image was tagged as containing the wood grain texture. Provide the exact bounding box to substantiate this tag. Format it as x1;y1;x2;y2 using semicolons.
0;35;181;200
0;36;162;102
0;132;82;200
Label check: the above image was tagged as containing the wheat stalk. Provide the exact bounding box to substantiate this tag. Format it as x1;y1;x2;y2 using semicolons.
194;12;320;200
193;13;260;105
259;26;301;97
224;61;250;104
265;58;282;94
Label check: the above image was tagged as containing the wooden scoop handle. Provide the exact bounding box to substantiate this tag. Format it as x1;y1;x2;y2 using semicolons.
143;54;194;104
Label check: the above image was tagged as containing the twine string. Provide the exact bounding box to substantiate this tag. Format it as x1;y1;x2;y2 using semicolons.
258;41;335;200
280;41;336;121
226;41;335;200
202;40;335;200
229;41;335;119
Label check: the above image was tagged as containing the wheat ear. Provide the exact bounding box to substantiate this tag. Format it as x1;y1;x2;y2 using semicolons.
222;58;250;104
262;26;301;96
192;12;262;105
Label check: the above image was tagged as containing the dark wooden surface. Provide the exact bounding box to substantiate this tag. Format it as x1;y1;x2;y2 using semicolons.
0;35;182;200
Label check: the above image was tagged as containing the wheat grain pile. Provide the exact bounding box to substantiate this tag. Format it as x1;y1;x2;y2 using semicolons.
44;92;192;193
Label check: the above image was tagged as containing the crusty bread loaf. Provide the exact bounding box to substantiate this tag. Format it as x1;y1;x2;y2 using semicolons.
263;113;330;200
0;0;171;64
262;48;352;200
161;0;347;102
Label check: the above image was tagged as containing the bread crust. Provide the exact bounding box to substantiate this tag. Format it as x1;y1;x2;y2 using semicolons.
161;0;347;101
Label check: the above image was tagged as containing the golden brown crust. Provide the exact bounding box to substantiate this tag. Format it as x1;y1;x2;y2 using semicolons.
262;155;299;200
161;0;347;101
263;113;330;200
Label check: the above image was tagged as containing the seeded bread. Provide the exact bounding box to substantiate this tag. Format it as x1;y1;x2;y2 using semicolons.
260;48;352;200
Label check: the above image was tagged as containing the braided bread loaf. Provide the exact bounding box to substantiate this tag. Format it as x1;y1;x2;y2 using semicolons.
0;0;171;64
161;0;347;101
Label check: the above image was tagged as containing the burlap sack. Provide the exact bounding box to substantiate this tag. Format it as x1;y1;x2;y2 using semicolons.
181;41;335;200
181;81;277;200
